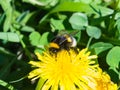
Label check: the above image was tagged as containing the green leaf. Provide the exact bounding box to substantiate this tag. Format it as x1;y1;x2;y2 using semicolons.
22;0;45;6
109;67;119;75
108;67;119;83
69;12;88;30
115;12;120;20
29;31;41;46
16;10;30;23
23;0;59;8
0;13;5;25
21;25;35;32
115;18;120;33
116;0;120;10
40;2;114;24
50;2;113;16
39;32;50;46
0;0;13;32
16;10;35;25
106;46;120;68
0;80;15;90
80;0;93;4
90;42;113;55
0;47;15;56
0;32;20;42
29;32;50;48
86;26;101;39
50;18;65;31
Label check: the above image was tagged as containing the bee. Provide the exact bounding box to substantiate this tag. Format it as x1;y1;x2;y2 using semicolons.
49;30;78;53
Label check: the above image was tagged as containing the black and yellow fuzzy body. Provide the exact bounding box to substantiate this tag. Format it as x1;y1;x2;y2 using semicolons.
49;34;77;53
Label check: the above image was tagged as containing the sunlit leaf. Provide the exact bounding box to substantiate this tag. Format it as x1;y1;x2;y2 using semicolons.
50;18;65;31
16;10;36;25
16;11;30;22
0;0;13;32
115;18;120;34
106;46;120;68
0;32;20;42
86;26;101;39
115;12;120;20
40;2;114;24
80;0;92;4
39;32;50;45
116;0;120;10
21;25;35;32
22;0;59;8
69;12;88;30
90;42;113;55
29;31;41;46
50;2;114;16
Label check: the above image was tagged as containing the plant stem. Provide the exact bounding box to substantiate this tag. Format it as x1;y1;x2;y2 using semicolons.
86;37;93;48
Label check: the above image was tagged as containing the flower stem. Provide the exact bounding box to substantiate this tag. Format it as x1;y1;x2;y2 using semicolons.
86;37;93;48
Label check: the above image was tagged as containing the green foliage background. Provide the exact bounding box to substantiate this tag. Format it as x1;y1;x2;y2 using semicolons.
0;0;120;89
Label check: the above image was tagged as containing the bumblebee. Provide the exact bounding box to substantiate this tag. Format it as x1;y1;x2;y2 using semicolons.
49;33;77;53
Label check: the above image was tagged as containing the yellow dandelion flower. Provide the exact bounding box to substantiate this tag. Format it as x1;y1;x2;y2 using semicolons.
96;72;118;90
28;48;117;90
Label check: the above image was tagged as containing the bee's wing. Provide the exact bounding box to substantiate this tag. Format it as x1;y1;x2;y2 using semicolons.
57;30;68;36
58;30;79;36
69;30;79;36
